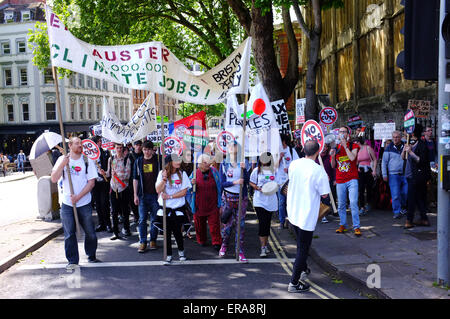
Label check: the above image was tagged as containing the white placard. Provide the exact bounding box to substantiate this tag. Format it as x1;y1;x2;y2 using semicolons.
374;123;396;140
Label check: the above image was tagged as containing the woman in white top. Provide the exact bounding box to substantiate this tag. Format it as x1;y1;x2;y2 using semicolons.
249;152;278;258
155;154;192;264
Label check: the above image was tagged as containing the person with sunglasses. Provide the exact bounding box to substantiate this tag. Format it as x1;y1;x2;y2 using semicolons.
330;126;362;237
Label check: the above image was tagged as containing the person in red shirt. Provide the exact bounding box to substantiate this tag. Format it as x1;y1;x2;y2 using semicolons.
330;126;362;237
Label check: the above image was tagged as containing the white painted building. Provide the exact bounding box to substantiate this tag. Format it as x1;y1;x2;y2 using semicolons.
0;1;132;156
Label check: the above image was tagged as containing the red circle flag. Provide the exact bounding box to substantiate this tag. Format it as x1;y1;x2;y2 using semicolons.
81;139;100;161
301;120;325;153
252;98;266;115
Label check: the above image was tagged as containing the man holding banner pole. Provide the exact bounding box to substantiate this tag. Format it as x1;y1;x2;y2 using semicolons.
50;66;99;268
51;136;99;268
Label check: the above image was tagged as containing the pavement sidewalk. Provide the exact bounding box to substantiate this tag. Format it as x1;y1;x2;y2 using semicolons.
300;208;450;299
0;171;63;274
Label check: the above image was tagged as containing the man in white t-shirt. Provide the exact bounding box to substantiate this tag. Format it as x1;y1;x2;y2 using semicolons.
51;136;99;268
286;141;330;293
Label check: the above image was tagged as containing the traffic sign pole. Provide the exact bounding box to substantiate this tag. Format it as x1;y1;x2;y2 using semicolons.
437;0;449;286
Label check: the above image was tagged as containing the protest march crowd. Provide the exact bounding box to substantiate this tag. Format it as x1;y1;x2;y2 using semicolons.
49;120;438;293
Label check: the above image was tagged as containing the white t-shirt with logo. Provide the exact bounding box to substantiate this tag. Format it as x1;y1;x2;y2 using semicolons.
250;168;279;212
222;163;243;194
277;146;299;186
53;155;98;208
286;158;330;231
156;171;192;209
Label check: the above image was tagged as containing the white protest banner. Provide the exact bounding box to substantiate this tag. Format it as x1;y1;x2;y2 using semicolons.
296;98;306;124
374;123;396;140
226;93;282;157
100;94;157;144
45;5;251;105
271;99;292;136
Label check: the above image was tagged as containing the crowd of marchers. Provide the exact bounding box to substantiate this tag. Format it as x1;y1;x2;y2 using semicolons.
50;122;437;293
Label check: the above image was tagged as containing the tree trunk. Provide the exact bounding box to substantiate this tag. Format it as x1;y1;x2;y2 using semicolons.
305;31;320;121
250;6;285;102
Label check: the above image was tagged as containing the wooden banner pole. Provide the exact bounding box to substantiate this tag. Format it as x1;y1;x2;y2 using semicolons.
52;66;81;237
236;94;248;261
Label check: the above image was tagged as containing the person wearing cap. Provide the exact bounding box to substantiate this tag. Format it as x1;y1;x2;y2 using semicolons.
155;153;192;264
190;154;222;251
286;141;330;293
129;140;143;224
249;152;278;258
133;140;160;253
218;141;250;262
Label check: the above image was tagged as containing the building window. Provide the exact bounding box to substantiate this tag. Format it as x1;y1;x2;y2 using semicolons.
79;101;84;120
4;69;12;86
119;86;123;93
78;74;84;88
44;68;53;84
124;88;128;94
19;68;27;86
6;104;14;122
95;79;100;90
22;103;29;121
17;40;26;53
1;42;10;55
70;103;75;120
21;10;31;22
102;80;107;90
96;103;101;119
70;74;76;87
88;102;93;119
87;76;92;88
46;103;56;120
4;12;14;23
113;84;118;92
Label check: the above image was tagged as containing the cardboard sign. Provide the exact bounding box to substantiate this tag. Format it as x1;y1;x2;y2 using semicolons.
81;139;100;161
404;109;416;134
101;137;115;150
300;120;325;153
374;123;396;140
296;98;306;124
319;107;338;126
408;100;431;119
160;135;184;157
146;122;170;144
216;131;235;154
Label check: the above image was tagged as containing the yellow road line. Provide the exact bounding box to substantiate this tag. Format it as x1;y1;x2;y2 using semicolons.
269;228;340;300
267;237;329;299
